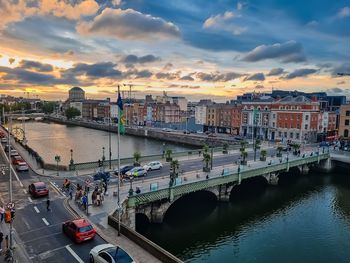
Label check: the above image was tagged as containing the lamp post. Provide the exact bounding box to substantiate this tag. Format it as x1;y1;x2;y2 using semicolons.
102;147;105;162
128;176;134;196
162;142;166;158
54;155;61;176
70;149;74;166
109;117;112;169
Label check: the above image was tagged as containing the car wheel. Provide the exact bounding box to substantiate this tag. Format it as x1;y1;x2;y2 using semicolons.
89;254;94;263
62;225;66;234
144;173;147;177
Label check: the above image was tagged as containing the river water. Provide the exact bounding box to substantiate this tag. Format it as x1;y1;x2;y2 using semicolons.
138;165;350;263
13;121;193;164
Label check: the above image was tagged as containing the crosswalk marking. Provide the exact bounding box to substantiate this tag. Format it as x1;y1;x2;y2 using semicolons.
42;218;49;226
33;206;40;213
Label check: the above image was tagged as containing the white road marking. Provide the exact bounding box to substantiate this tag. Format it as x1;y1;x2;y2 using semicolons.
34;206;40;213
65;245;84;263
42;218;49;226
28;197;32;203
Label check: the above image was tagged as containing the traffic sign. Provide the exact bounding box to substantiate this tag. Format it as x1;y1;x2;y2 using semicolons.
6;202;15;210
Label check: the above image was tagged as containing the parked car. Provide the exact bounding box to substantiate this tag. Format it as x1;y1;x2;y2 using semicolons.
161;128;172;132
143;161;163;171
208;133;217;137
93;171;110;182
183;130;190;134
1;138;7;143
89;244;135;263
28;182;49;197
10;149;18;157
125;167;147;177
16;161;29;172
62;219;96;243
114;165;134;176
12;155;24;165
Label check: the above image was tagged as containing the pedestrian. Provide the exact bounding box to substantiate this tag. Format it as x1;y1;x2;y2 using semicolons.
0;205;4;223
46;198;51;212
0;231;3;252
69;188;73;200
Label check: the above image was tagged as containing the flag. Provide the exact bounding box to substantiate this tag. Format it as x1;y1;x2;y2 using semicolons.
117;93;125;134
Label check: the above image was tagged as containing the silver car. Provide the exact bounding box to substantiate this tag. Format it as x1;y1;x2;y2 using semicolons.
125;167;147;177
89;244;135;263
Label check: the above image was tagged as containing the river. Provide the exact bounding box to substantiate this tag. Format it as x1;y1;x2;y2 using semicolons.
138;165;350;263
13;121;194;164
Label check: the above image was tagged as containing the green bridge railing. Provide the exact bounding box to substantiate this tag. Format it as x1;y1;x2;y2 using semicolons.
127;152;330;208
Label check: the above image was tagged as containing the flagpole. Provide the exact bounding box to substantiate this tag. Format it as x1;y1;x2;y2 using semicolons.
117;85;121;236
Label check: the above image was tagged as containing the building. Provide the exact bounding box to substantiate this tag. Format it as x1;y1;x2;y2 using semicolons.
271;96;319;143
339;104;350;139
69;101;83;117
156;92;188;111
82;99;110;120
68;87;85;101
156;102;181;123
205;103;241;134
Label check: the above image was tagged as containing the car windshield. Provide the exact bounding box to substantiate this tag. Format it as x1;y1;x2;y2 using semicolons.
35;185;46;190
106;247;133;263
78;225;93;232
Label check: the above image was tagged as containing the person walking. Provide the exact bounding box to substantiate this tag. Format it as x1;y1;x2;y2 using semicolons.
0;231;3;252
46;198;51;212
0;205;4;223
69;188;73;200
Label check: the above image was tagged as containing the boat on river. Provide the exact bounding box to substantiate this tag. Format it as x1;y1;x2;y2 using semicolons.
34;117;44;121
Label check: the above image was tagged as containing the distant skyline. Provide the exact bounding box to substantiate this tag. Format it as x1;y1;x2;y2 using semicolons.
0;0;349;102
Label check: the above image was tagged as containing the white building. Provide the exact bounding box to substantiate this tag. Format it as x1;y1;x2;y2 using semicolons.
195;105;207;125
69;101;82;117
110;103;118;119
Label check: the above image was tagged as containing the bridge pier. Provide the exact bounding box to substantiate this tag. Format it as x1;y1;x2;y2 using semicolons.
122;207;136;230
207;184;235;202
320;158;332;172
263;173;279;185
298;164;310;175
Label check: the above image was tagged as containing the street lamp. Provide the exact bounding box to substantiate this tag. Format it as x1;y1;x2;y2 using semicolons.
70;149;74;166
102;147;105;162
128;176;134;196
54;155;61;176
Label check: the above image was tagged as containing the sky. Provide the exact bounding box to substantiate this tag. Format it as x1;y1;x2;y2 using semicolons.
0;0;349;102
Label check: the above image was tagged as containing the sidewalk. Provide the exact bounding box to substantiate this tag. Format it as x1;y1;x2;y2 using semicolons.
66;198;162;263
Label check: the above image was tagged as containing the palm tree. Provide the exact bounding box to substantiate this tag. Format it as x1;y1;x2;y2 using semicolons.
276;146;283;157
203;152;211;172
241;151;248;165
170;159;179;186
223;142;229;154
203;144;209;154
254;138;261;161
133;151;141;166
260;149;267;161
240;140;248;154
292;143;300;155
165;148;172;162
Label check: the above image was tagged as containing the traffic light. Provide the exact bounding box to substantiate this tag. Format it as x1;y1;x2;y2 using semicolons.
5;210;11;223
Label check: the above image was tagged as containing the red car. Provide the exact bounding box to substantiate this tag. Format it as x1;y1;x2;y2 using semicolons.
12;155;24;165
28;182;49;197
62;219;96;243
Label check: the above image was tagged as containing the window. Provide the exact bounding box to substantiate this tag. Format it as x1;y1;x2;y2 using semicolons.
99;252;112;263
290;133;294;138
305;115;309;121
345;129;349;138
272;122;275;128
346;111;350;116
345;120;350;126
278;132;282;137
284;132;287;138
285;123;288;128
305;124;308;130
296;133;300;139
273;114;276;119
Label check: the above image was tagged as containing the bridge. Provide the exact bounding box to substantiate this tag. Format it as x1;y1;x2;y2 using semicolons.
119;151;331;229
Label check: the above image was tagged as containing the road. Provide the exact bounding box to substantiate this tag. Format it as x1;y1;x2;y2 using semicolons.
0;144;106;263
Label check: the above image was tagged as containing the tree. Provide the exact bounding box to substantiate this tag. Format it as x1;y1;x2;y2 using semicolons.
241;151;248;165
254;139;261;161
203;144;209;154
223;142;229;154
165;148;173;162
65;107;80;120
276;146;283;157
203;152;211;172
41;101;57;114
260;149;267;161
169;159;179;187
292;143;300;155
133;151;141;166
240;140;248;154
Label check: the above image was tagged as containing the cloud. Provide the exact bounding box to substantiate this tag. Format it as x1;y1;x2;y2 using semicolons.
255;85;265;89
267;68;284;76
203;11;246;35
124;69;153;79
19;60;53;72
180;75;194;81
155;71;181;80
284;68;317;79
244;73;265;81
63;62;122;80
330;87;344;93
337;7;350;18
121;54;160;64
195;72;241;82
77;8;180;41
337;81;346;85
241;40;306;63
163;63;173;70
332;63;350;76
0;0;99;29
8;58;15;64
0;66;57;84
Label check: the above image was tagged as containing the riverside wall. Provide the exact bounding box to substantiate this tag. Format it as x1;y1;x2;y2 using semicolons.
45;116;233;147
